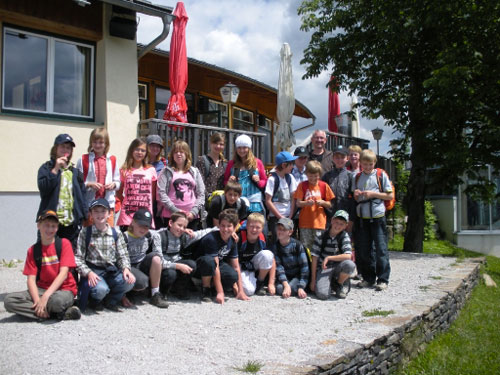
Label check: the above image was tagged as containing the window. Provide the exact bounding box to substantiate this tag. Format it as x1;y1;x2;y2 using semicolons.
154;86;171;119
258;117;272;164
199;99;228;127
233;107;254;131
2;27;94;119
138;82;148;120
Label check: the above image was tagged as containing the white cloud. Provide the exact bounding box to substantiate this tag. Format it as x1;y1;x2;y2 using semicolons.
137;0;397;156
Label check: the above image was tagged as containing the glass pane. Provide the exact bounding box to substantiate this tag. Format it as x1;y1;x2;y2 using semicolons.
493;173;500;230
257;127;271;164
461;169;491;230
3;30;47;111
155;87;171;119
53;41;92;116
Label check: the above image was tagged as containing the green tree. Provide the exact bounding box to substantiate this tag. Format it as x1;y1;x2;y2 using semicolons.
299;0;500;252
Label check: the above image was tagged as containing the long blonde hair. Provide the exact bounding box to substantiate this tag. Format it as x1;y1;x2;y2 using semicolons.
233;147;257;170
168;140;192;172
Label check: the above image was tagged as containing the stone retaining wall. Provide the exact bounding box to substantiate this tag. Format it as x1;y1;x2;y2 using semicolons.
311;258;483;375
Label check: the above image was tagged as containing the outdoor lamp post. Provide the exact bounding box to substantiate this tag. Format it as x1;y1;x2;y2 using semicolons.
371;127;384;157
220;82;240;129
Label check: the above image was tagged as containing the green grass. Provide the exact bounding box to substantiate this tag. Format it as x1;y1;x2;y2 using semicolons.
389;235;500;375
1;259;21;268
362;309;394;317
234;360;263;373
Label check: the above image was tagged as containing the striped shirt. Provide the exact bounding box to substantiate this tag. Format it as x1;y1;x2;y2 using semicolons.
273;238;309;290
75;225;130;277
311;230;351;267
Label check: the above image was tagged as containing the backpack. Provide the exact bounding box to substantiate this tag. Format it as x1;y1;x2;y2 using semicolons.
81;154;117;181
207;191;242;212
33;236;63;282
354;168;395;211
156;228;201;260
269;172;292;202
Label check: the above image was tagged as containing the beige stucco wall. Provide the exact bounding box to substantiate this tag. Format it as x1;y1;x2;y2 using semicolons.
0;4;139;192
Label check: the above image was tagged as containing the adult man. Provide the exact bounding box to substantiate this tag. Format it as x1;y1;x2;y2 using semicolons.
308;130;334;175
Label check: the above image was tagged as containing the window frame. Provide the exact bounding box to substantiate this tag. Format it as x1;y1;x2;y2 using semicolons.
1;25;95;121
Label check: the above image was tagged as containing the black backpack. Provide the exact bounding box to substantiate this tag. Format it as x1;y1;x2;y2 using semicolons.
156;229;202;260
33;236;63;282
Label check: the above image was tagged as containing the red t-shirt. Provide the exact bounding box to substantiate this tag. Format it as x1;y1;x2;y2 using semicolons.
23;238;78;296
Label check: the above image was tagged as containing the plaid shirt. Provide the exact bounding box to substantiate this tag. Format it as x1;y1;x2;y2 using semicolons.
75;225;130;277
273;238;309;290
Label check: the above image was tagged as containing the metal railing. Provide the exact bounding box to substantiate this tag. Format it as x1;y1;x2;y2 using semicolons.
325;130;370;151
138;118;266;161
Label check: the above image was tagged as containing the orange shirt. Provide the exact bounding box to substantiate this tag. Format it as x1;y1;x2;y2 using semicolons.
294;181;335;229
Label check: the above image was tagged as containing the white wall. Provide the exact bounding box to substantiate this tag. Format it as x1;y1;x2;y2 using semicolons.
456;232;500;258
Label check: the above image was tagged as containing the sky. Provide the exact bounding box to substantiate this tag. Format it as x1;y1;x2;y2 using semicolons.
136;0;395;156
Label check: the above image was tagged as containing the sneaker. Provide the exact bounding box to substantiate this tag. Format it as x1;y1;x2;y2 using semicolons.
336;279;351;299
375;282;388;291
201;287;212;303
103;301;122;312
89;299;104;312
150;292;170;308
255;280;266;296
63;306;81;320
357;280;375;289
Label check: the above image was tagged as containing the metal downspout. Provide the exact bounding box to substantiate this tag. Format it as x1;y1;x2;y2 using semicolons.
138;13;172;60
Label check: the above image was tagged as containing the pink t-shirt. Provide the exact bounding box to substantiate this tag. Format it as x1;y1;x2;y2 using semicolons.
162;170;196;218
117;167;157;227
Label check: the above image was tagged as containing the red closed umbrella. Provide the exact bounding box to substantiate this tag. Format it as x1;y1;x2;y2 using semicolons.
328;76;340;133
163;2;189;128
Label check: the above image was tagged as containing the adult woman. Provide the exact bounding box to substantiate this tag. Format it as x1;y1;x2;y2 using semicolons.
195;132;227;199
224;135;267;214
157;140;205;229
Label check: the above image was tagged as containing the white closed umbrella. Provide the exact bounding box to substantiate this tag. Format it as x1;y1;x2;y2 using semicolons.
275;43;296;150
350;94;360;137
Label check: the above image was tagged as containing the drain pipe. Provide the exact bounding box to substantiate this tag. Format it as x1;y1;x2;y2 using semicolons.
138;12;173;60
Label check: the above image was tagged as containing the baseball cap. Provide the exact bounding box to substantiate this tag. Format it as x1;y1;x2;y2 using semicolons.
333;210;349;222
89;198;110;210
146;134;164;147
54;134;75;147
277;217;294;230
294;146;308;157
37;209;59;223
333;145;348;156
133;208;153;228
275;151;298;166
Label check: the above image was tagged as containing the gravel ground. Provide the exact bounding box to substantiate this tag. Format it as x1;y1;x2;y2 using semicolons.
0;252;459;375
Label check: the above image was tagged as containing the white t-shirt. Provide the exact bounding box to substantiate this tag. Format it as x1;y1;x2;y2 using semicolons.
265;173;298;217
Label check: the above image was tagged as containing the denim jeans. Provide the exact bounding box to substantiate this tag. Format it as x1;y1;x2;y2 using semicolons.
160;259;197;295
354;217;391;284
89;266;134;305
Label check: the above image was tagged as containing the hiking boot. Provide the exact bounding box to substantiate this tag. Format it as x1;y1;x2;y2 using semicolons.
63;306;81;320
255;280;266;296
89;299;104;312
103;301;122;312
201;287;212;303
357;280;375;289
336;279;351;299
375;282;388;291
150;292;170;308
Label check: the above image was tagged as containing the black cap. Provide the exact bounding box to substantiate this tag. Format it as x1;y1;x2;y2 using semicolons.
333;145;348;156
89;198;110;210
294;146;308;157
37;209;59;223
54;134;75;147
133;208;153;228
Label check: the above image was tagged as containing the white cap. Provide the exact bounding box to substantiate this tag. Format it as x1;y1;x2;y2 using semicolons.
235;134;252;148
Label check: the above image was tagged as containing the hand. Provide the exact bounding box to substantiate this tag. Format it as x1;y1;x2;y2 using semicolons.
123;268;136;284
315;199;325;207
251;174;260;183
282;284;291;298
104;182;116;191
229;175;237;182
52;155;68;173
186;212;195;222
32;295;50;318
322;258;329;270
231;231;239;242
87;182;103;191
305;200;315;207
87;271;101;288
267;283;276;296
236;290;250;301
362;191;374;199
354;189;362;199
176;263;193;274
297;288;307;299
184;228;195;238
215;292;225;305
309;281;315;292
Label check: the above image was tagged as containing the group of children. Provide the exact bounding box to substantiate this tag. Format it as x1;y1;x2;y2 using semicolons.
4;128;394;321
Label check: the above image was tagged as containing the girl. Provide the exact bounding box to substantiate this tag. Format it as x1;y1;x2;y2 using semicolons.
195;132;227;199
76;128;120;227
116;138;157;231
157;140;205;230
37;134;87;250
146;134;167;176
224;134;267;215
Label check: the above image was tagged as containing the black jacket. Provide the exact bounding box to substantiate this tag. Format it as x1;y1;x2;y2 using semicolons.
37;159;87;225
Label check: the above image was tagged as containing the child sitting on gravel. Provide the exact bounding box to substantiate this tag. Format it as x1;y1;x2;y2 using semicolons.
272;218;309;299
4;210;81;320
310;210;356;299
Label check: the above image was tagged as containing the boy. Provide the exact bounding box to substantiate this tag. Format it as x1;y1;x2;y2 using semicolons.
4;210;81;320
206;181;248;227
265;151;298;245
75;198;135;311
322;145;355;231
123;208;169;308
347;145;362;173
195;209;248;304
291;146;309;184
238;213;275;296
272;218;309;299
310;210;356;299
353;149;393;291
293;160;335;251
